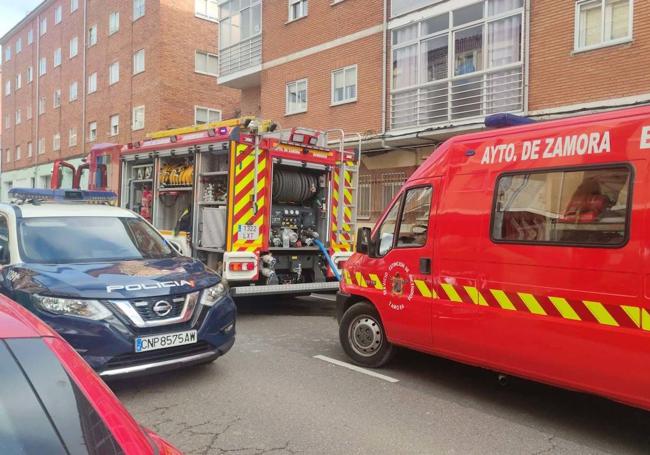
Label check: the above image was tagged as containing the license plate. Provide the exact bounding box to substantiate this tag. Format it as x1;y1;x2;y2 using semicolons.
135;330;197;353
238;224;259;241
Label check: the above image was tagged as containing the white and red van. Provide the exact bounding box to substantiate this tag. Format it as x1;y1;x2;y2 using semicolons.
338;106;650;410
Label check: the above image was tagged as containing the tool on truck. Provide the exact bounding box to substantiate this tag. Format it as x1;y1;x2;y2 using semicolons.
80;118;361;296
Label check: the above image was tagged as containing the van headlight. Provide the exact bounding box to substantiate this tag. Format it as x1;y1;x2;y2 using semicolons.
32;295;112;320
200;283;228;307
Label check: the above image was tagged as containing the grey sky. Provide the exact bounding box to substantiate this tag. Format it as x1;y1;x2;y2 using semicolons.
0;1;43;39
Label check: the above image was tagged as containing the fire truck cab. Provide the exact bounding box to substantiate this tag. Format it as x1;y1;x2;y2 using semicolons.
338;106;650;411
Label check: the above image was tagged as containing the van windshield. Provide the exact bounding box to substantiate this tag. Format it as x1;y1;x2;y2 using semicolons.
17;216;175;264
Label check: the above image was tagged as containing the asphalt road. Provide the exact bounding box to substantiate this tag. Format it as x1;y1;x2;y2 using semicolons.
113;295;650;455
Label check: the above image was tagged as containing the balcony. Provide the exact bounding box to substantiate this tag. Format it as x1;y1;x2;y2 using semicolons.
218;35;263;89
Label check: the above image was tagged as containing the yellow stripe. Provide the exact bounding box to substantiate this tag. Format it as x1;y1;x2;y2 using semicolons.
622;305;641;327
548;296;581;321
414;280;432;298
344;270;352;285
642;309;650;331
518;293;547;316
441;283;462;303
583;300;619;327
344;171;352;185
464;286;488;306
235;168;255;195
490;289;516;311
344;207;352;219
355;272;368;288
343;188;353;202
369;273;384;290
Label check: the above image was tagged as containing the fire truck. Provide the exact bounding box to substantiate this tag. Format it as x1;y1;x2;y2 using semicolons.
61;118;361;297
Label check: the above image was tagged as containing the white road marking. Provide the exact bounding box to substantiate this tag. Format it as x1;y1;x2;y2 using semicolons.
310;293;337;301
314;355;399;383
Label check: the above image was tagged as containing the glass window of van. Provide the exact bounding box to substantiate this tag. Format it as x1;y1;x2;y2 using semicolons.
397;187;432;248
0;215;9;264
492;166;631;246
377;201;401;256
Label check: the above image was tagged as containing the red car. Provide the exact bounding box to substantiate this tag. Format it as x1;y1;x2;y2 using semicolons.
0;293;181;454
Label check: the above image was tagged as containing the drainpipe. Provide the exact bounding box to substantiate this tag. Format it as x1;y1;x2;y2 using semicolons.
81;0;87;151
523;0;531;114
33;13;41;183
381;0;388;135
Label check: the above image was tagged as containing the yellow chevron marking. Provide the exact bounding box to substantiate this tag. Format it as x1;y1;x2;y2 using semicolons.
622;305;641;328
344;172;352;185
332;190;339;202
490;289;517;311
236;153;255;172
440;283;462;303
235;169;255;195
344;207;352;219
464;286;488;306
583;301;619;327
355;272;368;288
549;296;581;321
342;224;352;232
518;293;547;316
333;173;339;184
343;188;353;202
344;270;352;285
232;196;265;235
642;309;650;331
415;280;432;298
369;273;384;290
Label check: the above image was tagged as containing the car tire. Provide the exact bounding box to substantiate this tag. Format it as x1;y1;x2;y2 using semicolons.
339;301;394;368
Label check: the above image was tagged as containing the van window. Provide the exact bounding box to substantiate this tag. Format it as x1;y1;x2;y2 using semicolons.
397;187;432;248
377;199;401;256
0;214;9;264
492;166;631;246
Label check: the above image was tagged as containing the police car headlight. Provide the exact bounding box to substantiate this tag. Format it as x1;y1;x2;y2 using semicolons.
32;295;112;320
200;283;228;307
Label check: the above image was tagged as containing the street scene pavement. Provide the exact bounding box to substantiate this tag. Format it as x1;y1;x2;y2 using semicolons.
113;295;650;455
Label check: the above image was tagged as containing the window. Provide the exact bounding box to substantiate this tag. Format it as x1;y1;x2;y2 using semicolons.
55;5;62;24
331;65;357;105
4;46;10;62
27;142;33;158
27;105;32;120
492;166;632;247
70;36;78;58
396;187;432;247
133;49;145;74
219;0;262;49
575;0;632;50
69;81;78;101
16;73;22;90
38;137;45;154
53;89;61;108
54;48;62;67
39;57;47;76
4;114;9;129
5;148;11;162
4;80;11;96
53;133;61;151
109;61;119;85
109;11;120;34
15;145;21;161
132;105;145;130
38;96;46;115
133;0;145;21
71;0;78;12
40;17;47;36
16;38;22;54
195;107;222;124
289;0;308;21
196;0;219;20
27;66;33;83
69;127;77;146
195;50;219;76
286;79;308;115
358;176;372;219
88;24;97;46
28;29;33;45
88;72;97;94
110;114;119;136
15;109;21;125
377;200;401;256
88;121;97;142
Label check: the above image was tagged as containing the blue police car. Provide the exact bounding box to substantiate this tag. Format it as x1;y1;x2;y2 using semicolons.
0;188;235;379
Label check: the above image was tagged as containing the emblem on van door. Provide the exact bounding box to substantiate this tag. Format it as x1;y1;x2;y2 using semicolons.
152;300;173;317
382;262;415;311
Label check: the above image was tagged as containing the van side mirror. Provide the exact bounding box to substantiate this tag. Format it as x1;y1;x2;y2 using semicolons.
356;227;372;255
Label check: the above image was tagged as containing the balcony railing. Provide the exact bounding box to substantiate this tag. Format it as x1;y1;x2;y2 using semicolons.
391;65;524;130
219;35;263;78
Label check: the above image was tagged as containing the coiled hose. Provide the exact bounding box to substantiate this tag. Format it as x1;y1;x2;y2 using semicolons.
273;168;318;203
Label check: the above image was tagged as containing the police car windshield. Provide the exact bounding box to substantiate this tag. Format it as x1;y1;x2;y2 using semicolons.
17;216;175;264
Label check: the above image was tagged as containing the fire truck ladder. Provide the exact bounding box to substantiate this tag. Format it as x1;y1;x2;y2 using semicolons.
325;129;362;249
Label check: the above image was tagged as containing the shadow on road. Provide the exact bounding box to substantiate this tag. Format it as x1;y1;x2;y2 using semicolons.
234;294;337;317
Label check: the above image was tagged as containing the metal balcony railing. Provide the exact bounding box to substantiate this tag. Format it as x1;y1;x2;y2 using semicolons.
219;35;263;77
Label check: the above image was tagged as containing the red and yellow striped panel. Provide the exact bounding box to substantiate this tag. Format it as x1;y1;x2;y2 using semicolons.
228;142;269;253
330;162;355;253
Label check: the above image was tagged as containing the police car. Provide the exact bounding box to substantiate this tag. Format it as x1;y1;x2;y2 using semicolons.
0;188;235;379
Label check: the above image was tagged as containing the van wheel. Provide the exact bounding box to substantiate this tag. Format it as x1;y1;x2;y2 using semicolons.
339;302;394;368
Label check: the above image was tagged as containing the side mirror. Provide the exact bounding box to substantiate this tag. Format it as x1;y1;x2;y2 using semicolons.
356;227;371;255
168;240;183;255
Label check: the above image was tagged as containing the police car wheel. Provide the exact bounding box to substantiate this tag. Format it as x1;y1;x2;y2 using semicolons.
339;302;394;368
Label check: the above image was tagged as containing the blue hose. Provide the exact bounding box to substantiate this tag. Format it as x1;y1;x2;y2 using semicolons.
313;238;341;281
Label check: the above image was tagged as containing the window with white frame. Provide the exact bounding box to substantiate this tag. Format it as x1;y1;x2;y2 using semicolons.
5;148;10;162
53;133;61;151
38;137;45;154
575;0;632;50
286;79;308;115
109;11;120;34
40;17;47;36
4;80;10;96
88;121;97;142
28;29;33;45
195;0;219;20
71;0;78;12
88;24;97;46
15;109;21;125
16;38;22;54
289;0;308;21
69;127;77;146
39;57;47;76
15;145;21;161
332;65;357;105
219;0;262;49
195;50;219;76
54;47;62;67
4;46;10;62
109;61;119;85
4;114;10;129
16;73;22;90
88;72;97;94
39;96;46;115
55;5;62;24
110;114;119;136
28;142;33;157
69;81;78;101
27;66;33;83
70;36;78;58
132;105;145;130
195;106;222;124
133;0;145;21
27;105;32;120
54;89;61;108
133;49;145;74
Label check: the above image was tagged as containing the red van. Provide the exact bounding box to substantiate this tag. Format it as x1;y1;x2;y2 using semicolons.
337;106;650;411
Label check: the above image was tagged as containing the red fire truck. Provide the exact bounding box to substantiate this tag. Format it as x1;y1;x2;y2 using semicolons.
69;118;360;297
338;106;650;411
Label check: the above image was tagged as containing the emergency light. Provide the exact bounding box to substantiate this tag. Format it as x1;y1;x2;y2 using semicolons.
485;113;536;128
9;188;118;202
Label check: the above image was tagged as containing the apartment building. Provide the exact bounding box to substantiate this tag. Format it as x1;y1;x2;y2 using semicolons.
0;0;239;200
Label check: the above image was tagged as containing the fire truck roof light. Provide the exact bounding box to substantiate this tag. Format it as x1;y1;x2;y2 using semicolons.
485;113;536;128
9;188;118;203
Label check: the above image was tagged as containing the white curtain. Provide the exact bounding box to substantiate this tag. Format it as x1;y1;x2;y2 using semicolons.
488;0;523;16
488;15;521;68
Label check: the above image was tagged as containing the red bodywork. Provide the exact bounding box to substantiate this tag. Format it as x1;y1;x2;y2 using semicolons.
342;105;650;410
0;294;182;454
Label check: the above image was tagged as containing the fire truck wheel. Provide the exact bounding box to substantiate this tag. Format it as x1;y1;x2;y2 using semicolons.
339;302;394;368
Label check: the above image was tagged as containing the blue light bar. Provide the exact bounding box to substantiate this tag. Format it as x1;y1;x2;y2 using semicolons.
485;113;536;129
9;188;118;202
